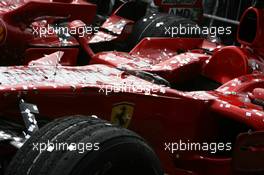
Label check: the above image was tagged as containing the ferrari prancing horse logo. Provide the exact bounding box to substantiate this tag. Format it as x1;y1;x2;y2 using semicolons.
111;102;134;128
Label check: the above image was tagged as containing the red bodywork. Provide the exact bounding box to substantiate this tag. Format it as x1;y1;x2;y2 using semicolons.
0;0;96;65
0;1;264;175
0;0;205;65
0;49;264;175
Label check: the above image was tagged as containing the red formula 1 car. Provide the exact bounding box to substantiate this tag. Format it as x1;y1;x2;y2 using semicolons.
0;0;202;65
71;1;263;87
0;0;99;65
0;2;264;175
0;48;264;174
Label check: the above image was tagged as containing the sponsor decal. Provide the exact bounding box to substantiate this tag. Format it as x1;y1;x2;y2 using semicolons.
162;0;197;5
111;102;134;128
169;8;202;20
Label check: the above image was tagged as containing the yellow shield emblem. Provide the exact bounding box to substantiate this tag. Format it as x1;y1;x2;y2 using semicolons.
111;103;134;128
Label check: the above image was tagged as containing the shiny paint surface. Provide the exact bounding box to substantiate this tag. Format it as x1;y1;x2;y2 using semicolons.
89;14;133;44
0;51;263;175
0;0;205;66
0;1;263;175
92;38;221;83
0;0;96;65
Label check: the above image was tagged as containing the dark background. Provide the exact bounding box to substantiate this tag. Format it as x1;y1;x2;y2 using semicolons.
203;0;255;45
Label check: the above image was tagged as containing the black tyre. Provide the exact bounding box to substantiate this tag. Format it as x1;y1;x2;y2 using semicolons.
5;116;163;175
129;13;201;48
